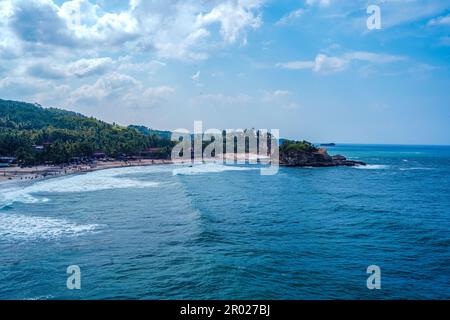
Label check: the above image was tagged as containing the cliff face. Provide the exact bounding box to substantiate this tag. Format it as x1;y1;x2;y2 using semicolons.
279;148;366;167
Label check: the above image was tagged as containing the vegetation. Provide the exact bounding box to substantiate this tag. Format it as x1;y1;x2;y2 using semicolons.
280;139;317;153
128;125;172;139
0;99;321;165
0;99;174;165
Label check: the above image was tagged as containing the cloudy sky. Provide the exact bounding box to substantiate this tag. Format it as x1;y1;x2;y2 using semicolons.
0;0;449;144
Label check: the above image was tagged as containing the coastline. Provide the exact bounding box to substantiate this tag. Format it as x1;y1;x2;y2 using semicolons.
0;150;361;185
0;159;174;184
0;153;275;184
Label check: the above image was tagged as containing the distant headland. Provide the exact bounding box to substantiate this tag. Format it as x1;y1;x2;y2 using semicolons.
279;140;365;167
320;143;336;147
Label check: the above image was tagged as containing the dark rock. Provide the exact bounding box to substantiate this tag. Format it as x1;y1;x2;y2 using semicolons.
331;155;366;167
280;148;366;167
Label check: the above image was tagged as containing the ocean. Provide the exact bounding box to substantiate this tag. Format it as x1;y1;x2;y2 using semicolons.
0;144;449;300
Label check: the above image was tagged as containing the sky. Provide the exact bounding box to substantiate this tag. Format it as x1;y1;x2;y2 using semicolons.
0;0;449;144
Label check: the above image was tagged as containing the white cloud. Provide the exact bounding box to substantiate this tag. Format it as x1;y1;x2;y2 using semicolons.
70;72;141;104
142;86;176;106
277;51;406;74
27;64;67;79
9;0;76;47
261;90;300;110
428;13;450;26
381;2;450;28
272;90;290;97
262;89;289;101
191;71;201;82
27;57;113;79
59;0;99;28
134;0;263;59
68;57;113;77
276;61;315;70
0;0;13;18
278;55;347;74
306;0;331;7
143;86;175;98
191;89;300;111
1;0;265;61
68;73;175;109
117;58;166;74
197;0;262;44
276;8;305;26
313;54;347;73
58;0;139;45
0;75;70;105
192;93;254;107
408;63;443;75
300;0;449;30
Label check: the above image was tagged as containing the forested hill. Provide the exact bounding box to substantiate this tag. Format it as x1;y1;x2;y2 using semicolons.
0;99;173;164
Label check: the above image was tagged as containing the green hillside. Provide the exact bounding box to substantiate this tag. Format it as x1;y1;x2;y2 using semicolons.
0;99;173;164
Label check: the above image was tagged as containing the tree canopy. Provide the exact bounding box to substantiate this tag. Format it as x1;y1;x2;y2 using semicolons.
280;140;318;153
0;99;174;164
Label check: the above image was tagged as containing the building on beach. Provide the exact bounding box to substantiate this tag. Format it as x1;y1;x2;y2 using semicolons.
0;156;17;167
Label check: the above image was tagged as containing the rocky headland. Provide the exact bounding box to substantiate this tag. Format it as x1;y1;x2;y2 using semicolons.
279;141;366;167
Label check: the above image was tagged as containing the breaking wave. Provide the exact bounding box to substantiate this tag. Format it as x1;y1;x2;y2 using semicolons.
0;167;159;208
172;163;257;176
0;214;101;241
354;164;389;170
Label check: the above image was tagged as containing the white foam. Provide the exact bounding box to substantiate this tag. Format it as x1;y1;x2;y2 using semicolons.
354;164;389;170
0;167;159;208
0;214;101;241
399;167;434;171
29;168;159;193
25;295;54;301
0;189;49;208
172;163;257;176
246;154;270;161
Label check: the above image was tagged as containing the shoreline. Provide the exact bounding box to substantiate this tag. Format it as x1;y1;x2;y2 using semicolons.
0;159;175;184
0;151;359;185
0;153;274;184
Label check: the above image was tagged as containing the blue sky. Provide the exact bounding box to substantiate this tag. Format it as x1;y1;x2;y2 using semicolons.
0;0;449;144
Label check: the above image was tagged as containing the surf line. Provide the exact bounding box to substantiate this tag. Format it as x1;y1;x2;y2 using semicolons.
180;304;215;318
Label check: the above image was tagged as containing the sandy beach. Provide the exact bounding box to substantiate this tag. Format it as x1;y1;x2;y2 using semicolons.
0;159;174;184
0;153;274;184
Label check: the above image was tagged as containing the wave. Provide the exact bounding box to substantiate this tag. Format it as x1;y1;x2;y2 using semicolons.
0;214;101;241
29;169;159;193
354;164;389;170
25;295;54;301
0;167;160;208
0;189;50;208
399;167;434;171
172;163;257;176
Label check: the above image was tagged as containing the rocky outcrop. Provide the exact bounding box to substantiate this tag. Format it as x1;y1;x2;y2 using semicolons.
330;154;366;167
279;148;365;167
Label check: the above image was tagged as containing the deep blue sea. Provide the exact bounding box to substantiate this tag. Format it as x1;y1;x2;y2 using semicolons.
1;144;449;300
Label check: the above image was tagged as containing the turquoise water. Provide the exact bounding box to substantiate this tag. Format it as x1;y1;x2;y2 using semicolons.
0;145;449;300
